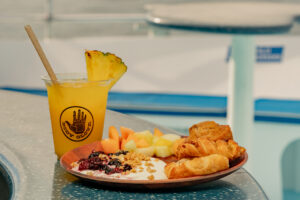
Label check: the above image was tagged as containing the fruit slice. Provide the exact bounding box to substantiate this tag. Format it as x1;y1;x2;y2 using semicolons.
162;134;181;143
154;128;164;137
134;130;153;145
152;136;160;144
121;138;127;150
85;50;127;89
120;126;134;140
108;126;120;147
155;146;172;157
101;138;119;154
126;133;139;144
153;138;173;147
136;138;150;148
135;146;155;157
124;140;137;151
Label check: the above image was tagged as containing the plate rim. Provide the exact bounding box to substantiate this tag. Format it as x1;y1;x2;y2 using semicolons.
60;141;248;185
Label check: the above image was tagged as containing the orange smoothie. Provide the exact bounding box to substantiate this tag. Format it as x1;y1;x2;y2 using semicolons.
44;75;110;158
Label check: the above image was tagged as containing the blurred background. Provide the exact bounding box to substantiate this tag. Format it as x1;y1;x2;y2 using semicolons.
1;0;300;200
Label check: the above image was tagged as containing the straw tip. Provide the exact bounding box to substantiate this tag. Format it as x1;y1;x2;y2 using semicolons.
24;25;31;30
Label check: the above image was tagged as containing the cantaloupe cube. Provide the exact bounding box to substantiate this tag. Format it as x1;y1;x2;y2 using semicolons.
120;126;134;140
126;133;139;144
122;133;140;150
108;126;120;147
121;138;127;150
101;138;119;154
154;128;164;137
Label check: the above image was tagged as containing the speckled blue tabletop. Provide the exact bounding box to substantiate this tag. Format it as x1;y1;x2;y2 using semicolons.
0;90;268;200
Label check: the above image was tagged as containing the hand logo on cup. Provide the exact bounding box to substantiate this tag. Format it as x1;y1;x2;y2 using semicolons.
60;106;94;142
65;109;87;134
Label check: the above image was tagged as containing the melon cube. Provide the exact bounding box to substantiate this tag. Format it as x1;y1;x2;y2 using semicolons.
161;134;181;143
134;130;153;145
154;128;164;137
152;136;160;144
135;146;155;157
124;140;137;151
101;139;119;154
155;146;172;158
153;138;172;147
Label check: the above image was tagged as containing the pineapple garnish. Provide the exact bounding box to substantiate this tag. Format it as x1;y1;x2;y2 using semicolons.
85;50;127;89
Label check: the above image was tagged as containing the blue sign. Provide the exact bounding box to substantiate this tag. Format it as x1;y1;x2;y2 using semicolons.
226;46;284;63
256;46;283;62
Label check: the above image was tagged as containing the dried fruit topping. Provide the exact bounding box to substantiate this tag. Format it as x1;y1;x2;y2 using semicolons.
108;150;129;157
108;159;122;167
78;160;90;171
77;150;133;175
123;164;132;171
114;150;129;156
88;151;104;159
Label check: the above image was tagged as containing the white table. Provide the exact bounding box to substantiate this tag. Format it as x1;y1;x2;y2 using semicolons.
146;2;300;149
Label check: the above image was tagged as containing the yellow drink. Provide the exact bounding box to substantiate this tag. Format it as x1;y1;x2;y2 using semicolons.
43;74;110;158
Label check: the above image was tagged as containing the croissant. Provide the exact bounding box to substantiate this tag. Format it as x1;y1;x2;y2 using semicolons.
175;138;246;160
164;154;229;179
189;121;233;141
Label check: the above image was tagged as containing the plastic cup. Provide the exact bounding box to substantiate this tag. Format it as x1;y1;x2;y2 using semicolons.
42;73;111;158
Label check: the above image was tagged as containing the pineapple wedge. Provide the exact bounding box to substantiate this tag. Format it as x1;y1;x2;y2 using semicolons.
85;50;127;89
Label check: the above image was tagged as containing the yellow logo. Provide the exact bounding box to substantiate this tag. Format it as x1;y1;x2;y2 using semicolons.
60;106;94;142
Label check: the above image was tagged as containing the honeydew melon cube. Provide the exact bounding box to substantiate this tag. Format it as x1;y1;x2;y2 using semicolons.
135;146;155;157
155;146;172;158
124;140;136;151
161;134;181;143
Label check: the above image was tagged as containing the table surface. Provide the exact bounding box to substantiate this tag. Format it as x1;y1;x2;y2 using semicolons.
146;2;300;34
0;90;268;200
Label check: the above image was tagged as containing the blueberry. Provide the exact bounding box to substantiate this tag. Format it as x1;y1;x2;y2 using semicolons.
123;164;132;171
108;159;121;167
88;151;104;159
103;165;113;174
88;157;105;170
114;150;129;156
